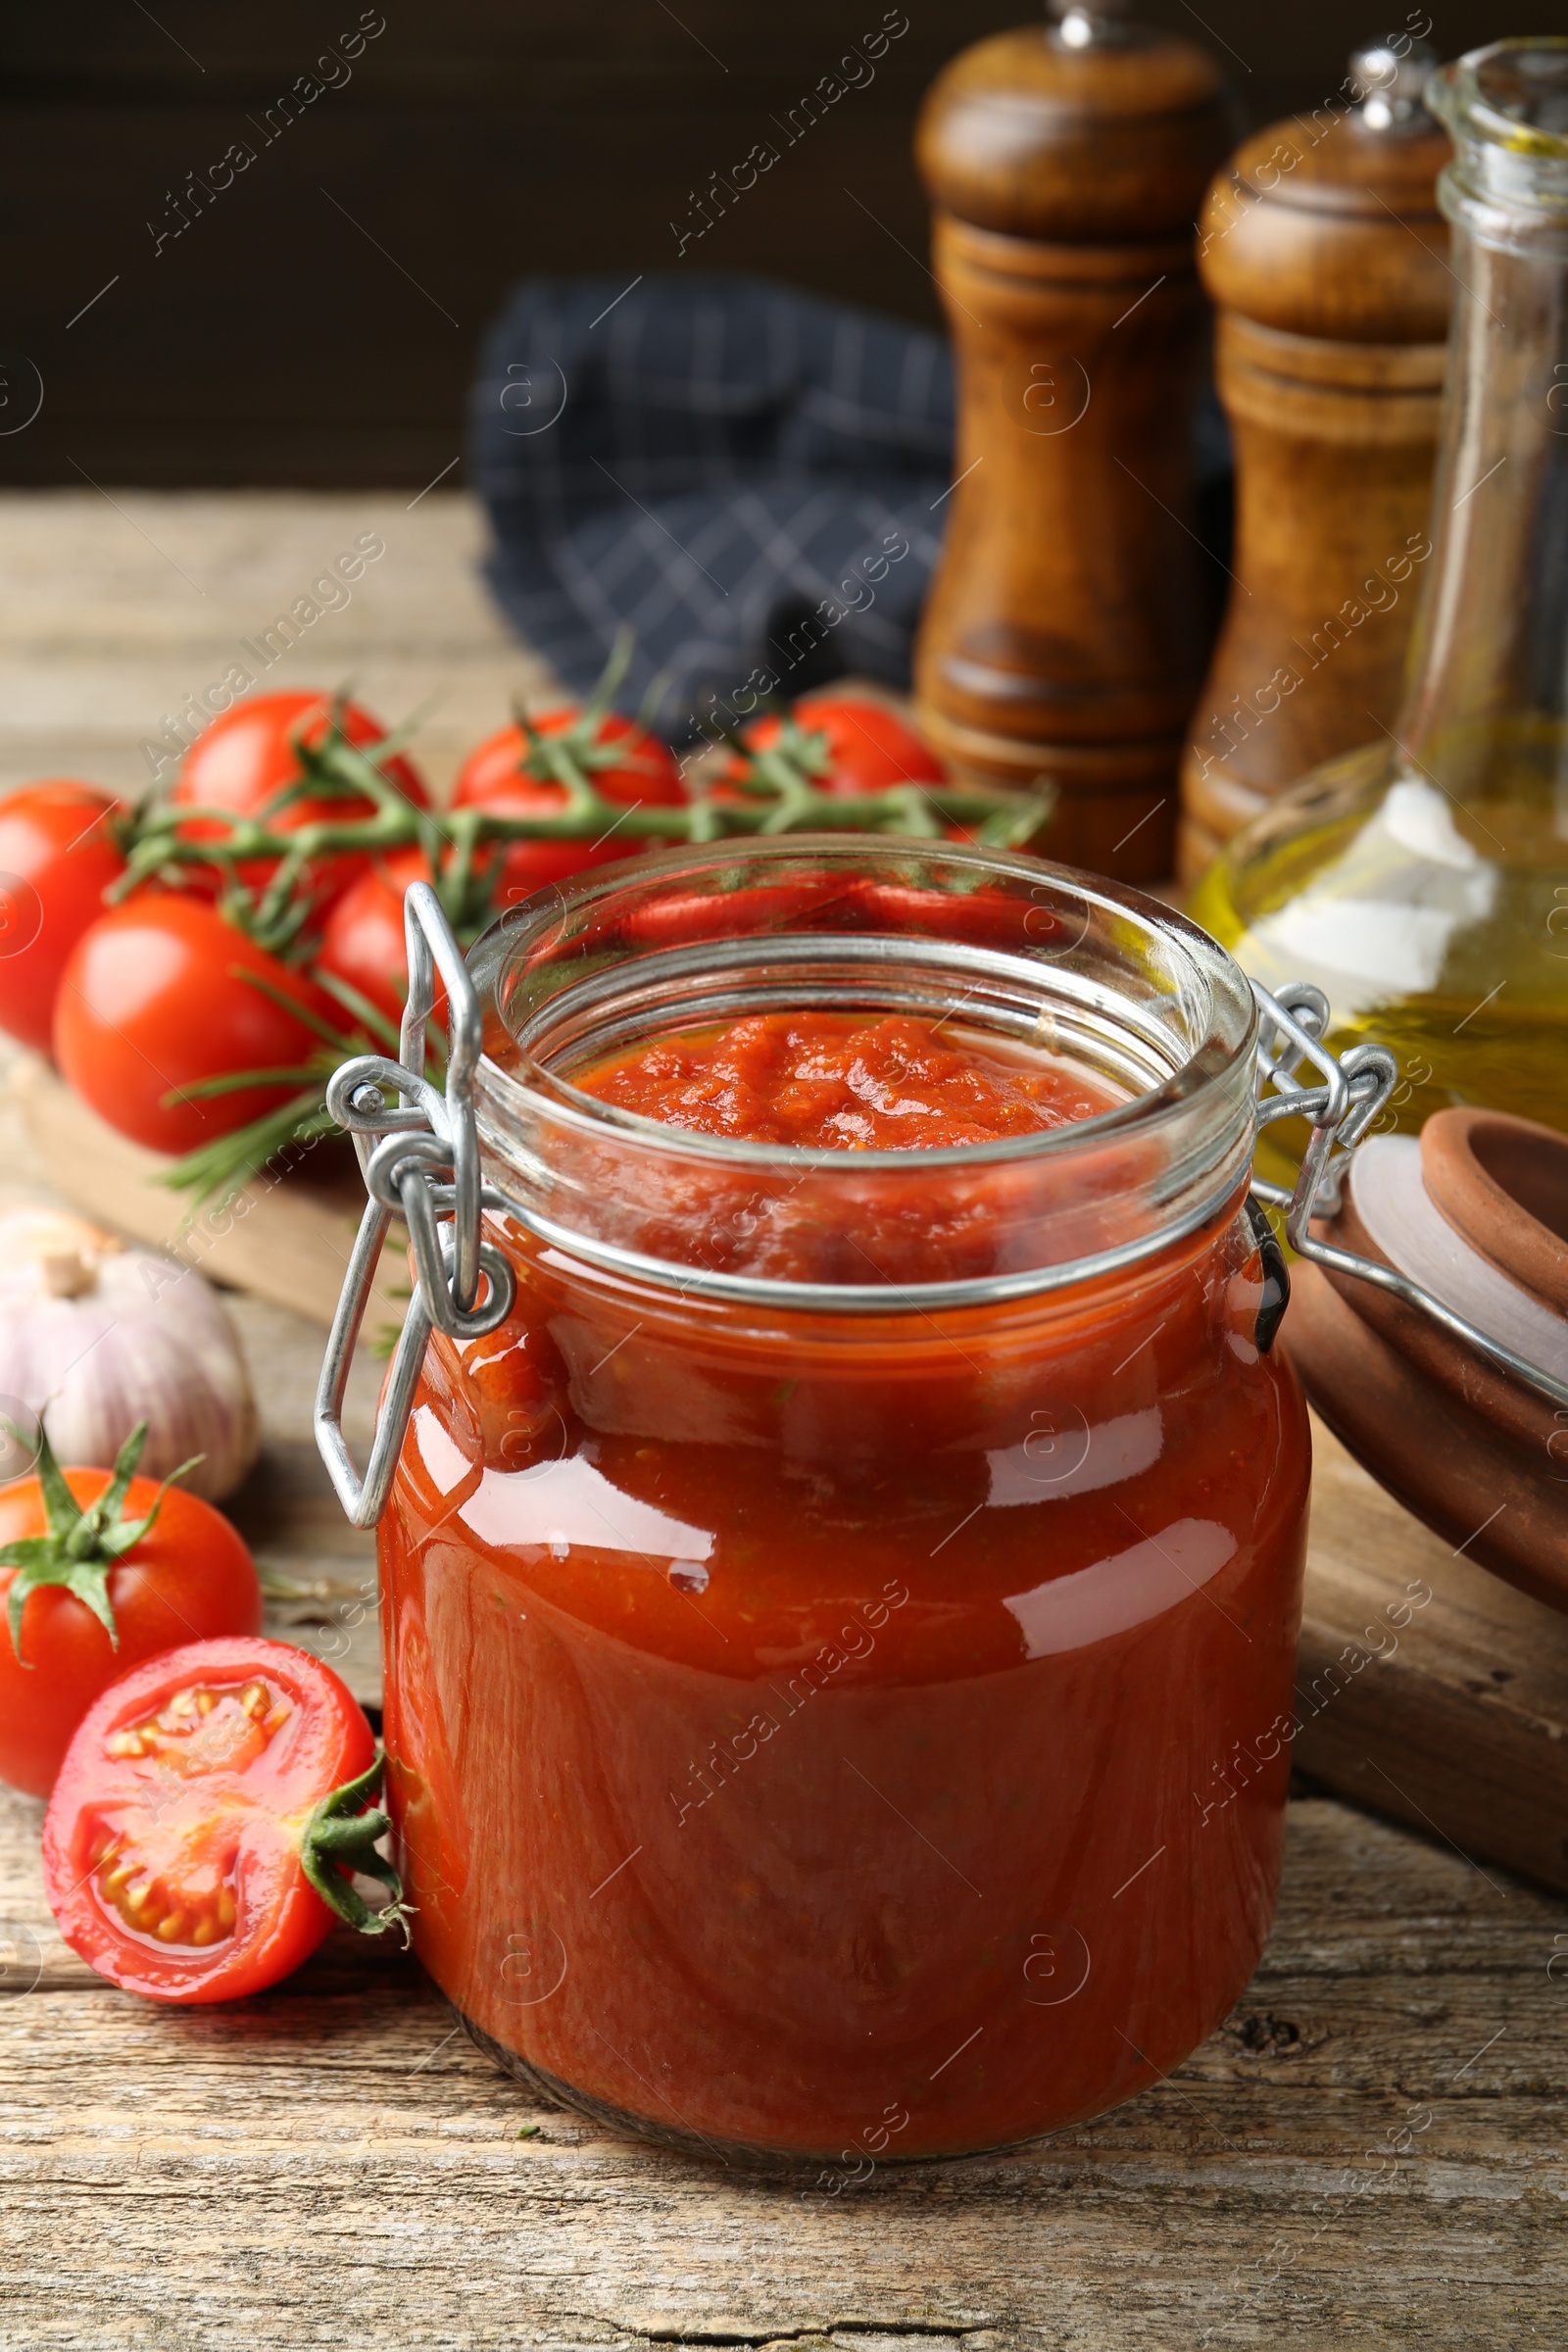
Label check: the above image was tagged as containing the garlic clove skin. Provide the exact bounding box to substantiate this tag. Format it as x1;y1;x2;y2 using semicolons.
1;1207;122;1270
0;1211;261;1503
40;1250;97;1300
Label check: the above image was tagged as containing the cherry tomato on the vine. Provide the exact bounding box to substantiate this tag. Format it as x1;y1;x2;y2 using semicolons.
0;782;127;1051
43;1637;392;2001
452;708;683;904
314;846;447;1033
171;692;427;911
0;1431;262;1797
54;895;338;1154
732;694;948;797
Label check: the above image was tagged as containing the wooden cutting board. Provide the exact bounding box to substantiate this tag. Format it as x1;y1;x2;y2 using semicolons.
1293;1417;1568;1895
16;1048;1568;1893
10;1052;406;1337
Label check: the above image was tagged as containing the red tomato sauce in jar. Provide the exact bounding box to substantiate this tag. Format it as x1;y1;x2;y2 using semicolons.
575;1009;1120;1148
379;994;1309;2164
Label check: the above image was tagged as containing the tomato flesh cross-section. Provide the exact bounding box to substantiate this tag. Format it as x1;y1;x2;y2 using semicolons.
92;1677;293;1949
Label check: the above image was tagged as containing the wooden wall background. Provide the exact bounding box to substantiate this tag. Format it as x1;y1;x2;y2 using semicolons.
0;1;1507;487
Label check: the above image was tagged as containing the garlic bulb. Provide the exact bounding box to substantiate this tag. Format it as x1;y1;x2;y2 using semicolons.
0;1210;260;1501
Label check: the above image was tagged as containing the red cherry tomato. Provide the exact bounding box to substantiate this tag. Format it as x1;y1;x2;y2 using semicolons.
54;896;337;1154
171;692;427;910
736;695;947;796
0;1465;261;1797
43;1637;377;2001
314;846;447;1032
0;782;127;1052
452;708;683;904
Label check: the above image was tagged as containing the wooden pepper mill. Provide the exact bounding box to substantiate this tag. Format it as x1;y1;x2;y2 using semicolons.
912;0;1232;882
1177;40;1451;880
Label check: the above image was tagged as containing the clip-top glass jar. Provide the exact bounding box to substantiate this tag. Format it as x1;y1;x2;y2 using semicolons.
325;838;1313;2165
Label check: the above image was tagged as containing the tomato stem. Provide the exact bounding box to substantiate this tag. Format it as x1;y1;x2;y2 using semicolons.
728;715;835;799
127;768;1047;874
0;1422;202;1665
298;1750;413;1943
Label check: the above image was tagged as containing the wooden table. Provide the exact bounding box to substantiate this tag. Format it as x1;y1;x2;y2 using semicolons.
2;495;1566;2350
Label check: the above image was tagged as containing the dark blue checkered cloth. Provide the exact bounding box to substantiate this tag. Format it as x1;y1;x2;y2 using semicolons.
468;272;955;745
468;271;1232;747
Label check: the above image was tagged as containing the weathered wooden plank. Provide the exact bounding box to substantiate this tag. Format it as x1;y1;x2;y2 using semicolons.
0;491;556;799
4;1793;1564;2351
1296;1418;1568;1897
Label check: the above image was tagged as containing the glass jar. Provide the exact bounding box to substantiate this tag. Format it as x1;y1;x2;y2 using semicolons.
1191;38;1568;1168
335;838;1311;2166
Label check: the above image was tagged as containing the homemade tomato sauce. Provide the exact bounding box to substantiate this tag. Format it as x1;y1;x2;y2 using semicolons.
379;1008;1309;2162
574;1009;1119;1148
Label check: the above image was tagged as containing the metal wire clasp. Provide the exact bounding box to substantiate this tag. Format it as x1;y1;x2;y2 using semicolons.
314;883;515;1528
1249;980;1568;1414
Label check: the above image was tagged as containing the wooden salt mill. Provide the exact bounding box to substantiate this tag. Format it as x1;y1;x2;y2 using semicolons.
912;0;1232;882
1176;40;1451;880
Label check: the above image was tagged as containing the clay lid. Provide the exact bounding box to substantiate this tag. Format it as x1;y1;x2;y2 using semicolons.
1282;1118;1568;1612
916;5;1232;242
1422;1105;1568;1317
1200;41;1451;340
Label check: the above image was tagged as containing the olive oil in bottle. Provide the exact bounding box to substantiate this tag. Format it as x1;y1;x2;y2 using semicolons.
1193;40;1568;1164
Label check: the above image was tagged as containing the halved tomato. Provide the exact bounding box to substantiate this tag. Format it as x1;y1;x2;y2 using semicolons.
43;1637;401;2001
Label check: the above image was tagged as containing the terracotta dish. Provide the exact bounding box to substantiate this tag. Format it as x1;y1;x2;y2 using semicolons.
1283;1107;1568;1610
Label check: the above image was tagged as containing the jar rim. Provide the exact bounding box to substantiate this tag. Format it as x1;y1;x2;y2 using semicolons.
465;837;1261;1307
470;836;1257;1174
